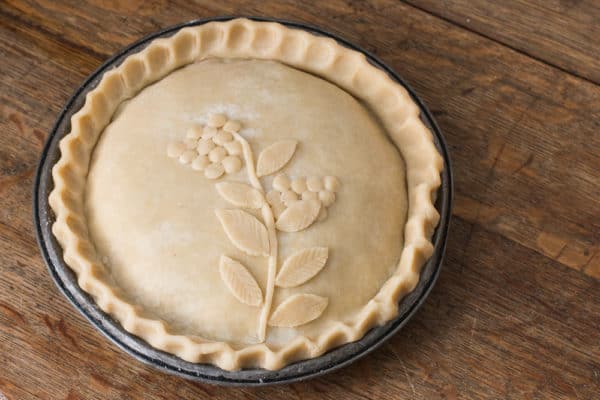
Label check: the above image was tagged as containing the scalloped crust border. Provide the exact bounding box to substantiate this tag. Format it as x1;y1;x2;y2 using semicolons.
48;18;443;371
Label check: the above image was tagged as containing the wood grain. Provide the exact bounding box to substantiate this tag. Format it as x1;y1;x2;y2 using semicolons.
405;0;600;84
0;1;598;399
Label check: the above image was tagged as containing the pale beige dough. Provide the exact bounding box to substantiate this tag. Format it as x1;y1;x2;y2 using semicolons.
84;59;407;346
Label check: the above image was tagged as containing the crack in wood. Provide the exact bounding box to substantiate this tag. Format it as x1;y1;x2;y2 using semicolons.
0;302;26;325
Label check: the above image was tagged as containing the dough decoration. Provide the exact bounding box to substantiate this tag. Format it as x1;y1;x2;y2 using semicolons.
267;174;340;219
275;199;321;233
167;119;244;179
215;182;264;209
219;256;263;307
167;114;340;340
214;208;270;257
256;140;298;177
276;247;329;288
268;294;329;328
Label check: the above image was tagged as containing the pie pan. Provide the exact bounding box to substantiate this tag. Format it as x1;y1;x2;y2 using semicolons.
33;16;453;386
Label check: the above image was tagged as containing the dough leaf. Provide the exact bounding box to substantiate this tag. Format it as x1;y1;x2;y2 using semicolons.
268;294;328;327
219;255;262;306
275;200;321;232
216;182;264;209
215;209;270;257
276;247;329;288
256;140;297;177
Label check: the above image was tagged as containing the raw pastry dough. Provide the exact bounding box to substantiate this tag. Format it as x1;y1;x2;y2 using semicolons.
49;19;443;371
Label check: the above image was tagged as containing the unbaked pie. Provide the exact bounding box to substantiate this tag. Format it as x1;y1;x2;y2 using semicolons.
49;18;443;370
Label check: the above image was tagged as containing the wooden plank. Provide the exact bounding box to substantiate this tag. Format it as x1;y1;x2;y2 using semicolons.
0;0;599;399
405;0;600;84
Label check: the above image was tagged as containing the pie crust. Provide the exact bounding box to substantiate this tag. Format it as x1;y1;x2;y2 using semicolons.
49;18;443;371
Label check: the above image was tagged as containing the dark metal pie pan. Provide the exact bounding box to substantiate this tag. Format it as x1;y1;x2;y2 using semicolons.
33;16;453;386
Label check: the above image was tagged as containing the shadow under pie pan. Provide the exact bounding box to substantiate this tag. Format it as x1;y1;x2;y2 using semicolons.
33;16;453;386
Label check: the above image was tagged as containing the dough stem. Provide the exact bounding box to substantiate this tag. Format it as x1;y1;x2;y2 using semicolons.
233;132;278;342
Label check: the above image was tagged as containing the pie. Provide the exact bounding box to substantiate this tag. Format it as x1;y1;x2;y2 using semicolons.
49;18;443;371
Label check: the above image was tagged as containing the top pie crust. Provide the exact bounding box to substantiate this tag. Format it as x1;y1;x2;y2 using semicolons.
49;19;443;371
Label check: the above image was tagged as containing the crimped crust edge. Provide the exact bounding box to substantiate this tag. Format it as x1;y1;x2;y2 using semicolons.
49;18;444;371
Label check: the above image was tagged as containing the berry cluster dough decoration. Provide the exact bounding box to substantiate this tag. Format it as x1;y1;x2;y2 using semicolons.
167;114;244;179
268;174;340;222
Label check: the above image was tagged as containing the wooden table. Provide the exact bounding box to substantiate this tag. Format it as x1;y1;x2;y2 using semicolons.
1;1;599;398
